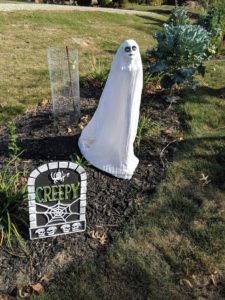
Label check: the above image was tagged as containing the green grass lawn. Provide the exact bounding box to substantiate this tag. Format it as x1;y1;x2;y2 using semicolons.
37;60;225;300
0;10;166;123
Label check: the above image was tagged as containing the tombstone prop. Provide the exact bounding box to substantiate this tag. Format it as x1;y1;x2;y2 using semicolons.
78;40;143;179
27;161;87;240
48;48;80;124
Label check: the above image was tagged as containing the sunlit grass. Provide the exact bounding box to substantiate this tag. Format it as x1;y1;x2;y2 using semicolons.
0;10;167;123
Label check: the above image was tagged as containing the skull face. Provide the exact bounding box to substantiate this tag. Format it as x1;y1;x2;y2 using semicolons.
72;222;81;232
35;228;45;238
47;226;57;236
123;40;138;61
60;224;71;233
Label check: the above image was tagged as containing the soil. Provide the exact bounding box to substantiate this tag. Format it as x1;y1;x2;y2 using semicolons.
0;87;184;298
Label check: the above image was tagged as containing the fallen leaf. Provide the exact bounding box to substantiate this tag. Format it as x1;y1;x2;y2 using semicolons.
40;275;50;284
90;230;108;245
163;128;173;137
176;131;184;141
180;278;193;288
39;99;49;107
0;295;15;300
199;173;211;186
210;274;217;286
67;127;72;133
31;283;44;295
16;176;28;189
78;124;84;130
18;285;32;298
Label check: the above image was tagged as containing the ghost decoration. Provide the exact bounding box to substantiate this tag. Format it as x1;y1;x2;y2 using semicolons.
78;40;143;179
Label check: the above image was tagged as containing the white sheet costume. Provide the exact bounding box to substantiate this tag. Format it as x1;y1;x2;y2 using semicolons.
78;40;143;179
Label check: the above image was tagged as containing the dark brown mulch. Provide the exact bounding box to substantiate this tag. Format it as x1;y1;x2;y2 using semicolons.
0;87;184;297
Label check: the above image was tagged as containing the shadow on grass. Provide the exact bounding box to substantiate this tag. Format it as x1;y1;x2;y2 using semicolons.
137;14;165;26
146;8;172;15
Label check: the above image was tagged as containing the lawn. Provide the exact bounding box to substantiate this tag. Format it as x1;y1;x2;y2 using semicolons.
0;10;166;123
0;6;224;300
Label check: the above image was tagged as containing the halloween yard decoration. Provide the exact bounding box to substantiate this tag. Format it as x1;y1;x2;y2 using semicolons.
79;40;143;179
28;161;87;240
48;48;80;124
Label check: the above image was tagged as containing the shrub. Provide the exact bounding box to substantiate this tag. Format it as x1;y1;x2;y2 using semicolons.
97;0;112;6
147;24;210;92
198;6;222;51
168;7;190;26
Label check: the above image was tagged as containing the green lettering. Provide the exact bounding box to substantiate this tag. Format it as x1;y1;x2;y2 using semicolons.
35;187;43;203
71;183;79;199
43;186;51;202
58;185;64;201
51;186;58;201
64;184;71;200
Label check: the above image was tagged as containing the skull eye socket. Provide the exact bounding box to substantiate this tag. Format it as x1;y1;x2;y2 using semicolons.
132;46;137;51
125;46;131;53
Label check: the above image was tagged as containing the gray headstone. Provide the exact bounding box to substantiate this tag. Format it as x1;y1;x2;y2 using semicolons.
28;161;87;240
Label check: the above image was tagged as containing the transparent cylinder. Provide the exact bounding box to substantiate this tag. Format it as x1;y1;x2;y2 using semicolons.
48;48;80;124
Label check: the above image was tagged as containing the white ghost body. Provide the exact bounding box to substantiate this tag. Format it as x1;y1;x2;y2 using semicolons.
78;40;143;179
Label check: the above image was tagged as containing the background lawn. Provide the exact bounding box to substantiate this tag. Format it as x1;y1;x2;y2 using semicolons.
0;10;167;123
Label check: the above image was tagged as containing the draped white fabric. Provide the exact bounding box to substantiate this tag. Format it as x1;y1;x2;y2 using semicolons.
78;40;143;179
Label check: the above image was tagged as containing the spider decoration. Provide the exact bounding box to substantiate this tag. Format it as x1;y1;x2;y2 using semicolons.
36;199;80;226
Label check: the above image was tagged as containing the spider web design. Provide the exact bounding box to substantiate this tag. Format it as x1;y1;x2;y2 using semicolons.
36;198;80;225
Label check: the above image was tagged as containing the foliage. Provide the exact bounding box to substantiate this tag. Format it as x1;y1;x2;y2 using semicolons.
198;6;222;51
0;125;28;254
147;23;210;91
135;115;160;149
168;7;190;26
70;154;90;168
8;123;21;158
97;0;112;7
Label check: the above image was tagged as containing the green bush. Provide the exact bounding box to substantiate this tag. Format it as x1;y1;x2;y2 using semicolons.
147;24;210;92
198;6;222;51
168;7;190;26
97;0;112;6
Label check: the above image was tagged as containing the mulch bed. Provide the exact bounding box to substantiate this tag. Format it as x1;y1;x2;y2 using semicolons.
0;87;184;298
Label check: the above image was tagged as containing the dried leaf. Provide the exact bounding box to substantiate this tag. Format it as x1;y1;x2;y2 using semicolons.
39;99;49;107
163;128;173;137
40;275;50;284
210;274;217;286
176;131;184;141
16;176;28;189
180;278;193;288
78;124;84;130
18;285;32;298
0;295;15;300
67;127;72;133
31;283;44;295
90;230;108;245
199;173;211;186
